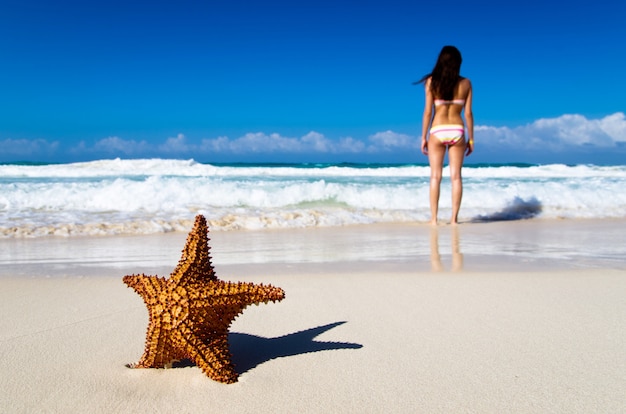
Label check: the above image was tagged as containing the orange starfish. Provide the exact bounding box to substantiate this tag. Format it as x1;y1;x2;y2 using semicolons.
123;215;285;383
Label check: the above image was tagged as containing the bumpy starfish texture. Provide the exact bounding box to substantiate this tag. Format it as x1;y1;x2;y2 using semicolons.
123;215;285;383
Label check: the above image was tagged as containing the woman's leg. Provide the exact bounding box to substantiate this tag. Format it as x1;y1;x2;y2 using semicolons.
447;139;466;224
427;137;446;225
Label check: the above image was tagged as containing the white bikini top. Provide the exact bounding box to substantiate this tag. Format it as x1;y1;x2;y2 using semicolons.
434;99;465;106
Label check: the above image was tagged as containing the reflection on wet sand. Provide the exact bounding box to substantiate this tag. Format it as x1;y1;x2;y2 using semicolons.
430;226;463;272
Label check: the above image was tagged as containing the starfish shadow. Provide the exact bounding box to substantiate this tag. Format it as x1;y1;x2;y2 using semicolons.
230;321;362;375
171;321;362;374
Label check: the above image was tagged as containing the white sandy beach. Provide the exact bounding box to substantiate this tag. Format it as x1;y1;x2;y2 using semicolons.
1;219;625;413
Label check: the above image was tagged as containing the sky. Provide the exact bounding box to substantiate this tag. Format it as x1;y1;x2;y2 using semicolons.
1;0;625;165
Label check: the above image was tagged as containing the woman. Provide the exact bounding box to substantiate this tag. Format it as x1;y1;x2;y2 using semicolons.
418;45;473;225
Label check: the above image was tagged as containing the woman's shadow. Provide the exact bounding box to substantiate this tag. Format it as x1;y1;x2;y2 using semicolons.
230;321;362;375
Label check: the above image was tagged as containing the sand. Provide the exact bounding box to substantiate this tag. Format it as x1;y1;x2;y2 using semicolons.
1;219;625;413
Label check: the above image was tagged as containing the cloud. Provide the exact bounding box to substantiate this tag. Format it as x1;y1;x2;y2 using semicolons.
216;132;306;153
74;136;151;156
2;112;625;163
477;112;626;151
200;132;302;154
335;136;366;153
0;138;59;156
199;131;365;154
158;134;190;153
368;131;416;151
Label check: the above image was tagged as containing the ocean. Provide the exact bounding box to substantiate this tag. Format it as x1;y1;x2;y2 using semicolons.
1;159;625;238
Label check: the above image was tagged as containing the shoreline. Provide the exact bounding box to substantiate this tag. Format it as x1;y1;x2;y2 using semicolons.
1;218;624;279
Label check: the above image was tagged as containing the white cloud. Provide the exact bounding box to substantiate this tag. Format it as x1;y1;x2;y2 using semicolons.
200;136;230;152
335;136;366;153
368;131;415;151
231;132;304;153
599;112;626;140
158;134;190;153
198;131;363;154
90;136;151;155
198;133;258;154
301;131;331;152
477;112;626;150
0;138;59;156
3;112;625;162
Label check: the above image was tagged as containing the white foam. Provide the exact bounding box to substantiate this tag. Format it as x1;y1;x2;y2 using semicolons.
1;159;625;237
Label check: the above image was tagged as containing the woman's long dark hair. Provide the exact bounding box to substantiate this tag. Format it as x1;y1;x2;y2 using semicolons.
415;46;463;100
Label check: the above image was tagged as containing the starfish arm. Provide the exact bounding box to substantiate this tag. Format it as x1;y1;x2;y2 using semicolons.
123;275;188;368
190;282;285;327
206;282;285;308
170;215;218;285
180;329;238;383
133;324;186;368
122;274;167;301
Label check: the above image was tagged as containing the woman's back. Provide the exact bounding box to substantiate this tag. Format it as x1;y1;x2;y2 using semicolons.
430;77;471;126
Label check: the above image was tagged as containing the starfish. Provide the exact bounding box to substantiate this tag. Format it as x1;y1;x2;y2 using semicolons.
123;215;285;383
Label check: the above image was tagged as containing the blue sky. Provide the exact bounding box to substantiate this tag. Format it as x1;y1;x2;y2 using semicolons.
1;0;625;164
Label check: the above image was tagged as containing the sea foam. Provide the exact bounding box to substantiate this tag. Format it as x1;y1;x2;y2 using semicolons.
1;159;624;237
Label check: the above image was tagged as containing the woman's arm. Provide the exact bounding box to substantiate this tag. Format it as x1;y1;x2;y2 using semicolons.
421;78;434;155
464;80;474;156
